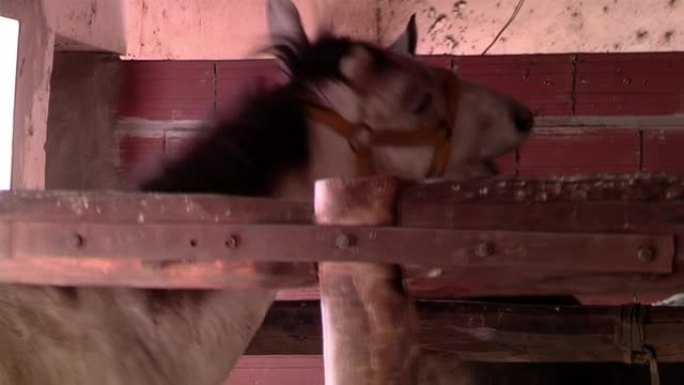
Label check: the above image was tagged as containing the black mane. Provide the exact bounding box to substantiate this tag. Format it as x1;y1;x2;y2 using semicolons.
272;35;390;90
139;86;308;196
140;35;382;197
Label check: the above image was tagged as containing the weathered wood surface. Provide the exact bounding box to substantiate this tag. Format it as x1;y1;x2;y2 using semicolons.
400;174;684;297
316;176;420;385
247;300;684;363
0;191;316;288
0;191;312;222
1;223;672;269
399;174;684;203
0;175;684;295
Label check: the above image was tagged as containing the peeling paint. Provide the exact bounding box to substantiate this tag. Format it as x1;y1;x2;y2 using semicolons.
378;0;684;56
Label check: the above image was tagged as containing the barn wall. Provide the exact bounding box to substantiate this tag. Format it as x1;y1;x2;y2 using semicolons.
15;0;679;59
114;52;684;185
122;0;684;60
45;52;123;190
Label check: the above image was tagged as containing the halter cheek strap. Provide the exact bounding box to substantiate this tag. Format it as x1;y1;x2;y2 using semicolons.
305;69;459;178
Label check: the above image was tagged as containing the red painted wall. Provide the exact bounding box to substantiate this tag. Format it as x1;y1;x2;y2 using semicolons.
116;52;684;180
114;52;684;384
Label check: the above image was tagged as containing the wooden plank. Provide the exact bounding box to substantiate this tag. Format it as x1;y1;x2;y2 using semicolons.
518;129;640;176
404;266;684;297
118;134;165;170
575;52;684;116
642;130;684;174
399;175;684;297
0;221;673;273
247;301;323;355
0;258;316;289
215;60;283;116
536;116;684;128
455;54;574;116
417;55;452;69
247;300;684;363
122;61;216;80
227;356;684;385
0;191;312;223
0;191;315;289
119;61;215;120
164;129;199;158
1;175;684;293
399;174;684;205
574;96;684;116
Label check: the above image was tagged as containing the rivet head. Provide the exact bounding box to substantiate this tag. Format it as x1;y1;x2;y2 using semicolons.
335;234;353;250
225;235;239;249
475;242;495;258
68;234;85;249
637;246;656;263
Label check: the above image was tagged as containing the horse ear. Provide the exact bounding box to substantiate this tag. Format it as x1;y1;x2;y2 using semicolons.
267;0;308;46
388;14;417;56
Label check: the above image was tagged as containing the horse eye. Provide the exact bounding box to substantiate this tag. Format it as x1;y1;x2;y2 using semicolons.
412;92;433;115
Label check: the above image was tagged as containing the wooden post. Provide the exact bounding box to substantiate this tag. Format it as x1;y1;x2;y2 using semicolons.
1;0;55;190
314;176;420;385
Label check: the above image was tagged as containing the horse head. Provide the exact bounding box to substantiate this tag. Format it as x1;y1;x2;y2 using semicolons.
267;0;533;185
143;0;534;200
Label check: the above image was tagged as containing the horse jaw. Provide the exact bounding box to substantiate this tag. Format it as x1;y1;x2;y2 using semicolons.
447;78;532;176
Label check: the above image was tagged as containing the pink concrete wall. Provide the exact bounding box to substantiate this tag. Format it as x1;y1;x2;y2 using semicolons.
380;0;684;55
122;0;684;60
18;0;682;59
45;0;126;53
122;0;377;60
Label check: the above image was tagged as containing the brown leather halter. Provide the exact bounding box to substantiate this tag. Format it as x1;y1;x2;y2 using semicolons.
305;70;459;178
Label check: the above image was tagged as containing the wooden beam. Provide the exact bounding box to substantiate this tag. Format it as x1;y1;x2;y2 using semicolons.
247;300;684;363
0;175;683;294
0;191;315;288
399;175;684;297
315;176;420;385
1;223;671;270
1;0;54;189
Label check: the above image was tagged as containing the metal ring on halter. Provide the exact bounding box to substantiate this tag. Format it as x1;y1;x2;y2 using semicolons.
614;304;661;385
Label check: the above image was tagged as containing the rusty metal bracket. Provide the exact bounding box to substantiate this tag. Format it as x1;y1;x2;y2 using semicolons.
0;221;674;274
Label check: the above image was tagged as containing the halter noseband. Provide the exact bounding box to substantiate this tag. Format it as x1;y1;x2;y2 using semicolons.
305;69;459;178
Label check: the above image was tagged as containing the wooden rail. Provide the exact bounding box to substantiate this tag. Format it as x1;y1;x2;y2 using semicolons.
0;174;683;296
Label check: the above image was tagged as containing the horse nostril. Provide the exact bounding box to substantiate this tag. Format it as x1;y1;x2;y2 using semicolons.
514;107;534;134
